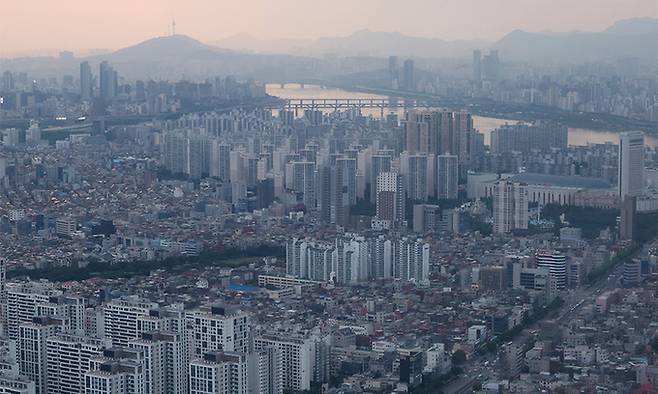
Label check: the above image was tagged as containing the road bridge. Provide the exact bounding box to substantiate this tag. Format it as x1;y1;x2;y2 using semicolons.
268;97;445;117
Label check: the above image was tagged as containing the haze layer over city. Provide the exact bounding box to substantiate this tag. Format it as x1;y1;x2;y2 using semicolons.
0;1;657;394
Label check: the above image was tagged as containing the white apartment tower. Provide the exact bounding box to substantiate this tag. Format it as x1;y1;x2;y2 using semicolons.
45;334;107;394
187;306;251;357
493;180;529;234
254;335;313;391
128;331;187;394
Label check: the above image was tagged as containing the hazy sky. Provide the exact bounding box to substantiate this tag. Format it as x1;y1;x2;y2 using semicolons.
0;0;656;56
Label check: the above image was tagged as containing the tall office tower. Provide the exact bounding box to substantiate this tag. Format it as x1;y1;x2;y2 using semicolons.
0;375;35;394
99;61;118;100
256;177;275;209
218;143;231;181
388;56;399;89
331;158;357;227
453;111;474;167
619;196;636;241
472;50;482;83
80;61;93;100
18;316;67;394
376;172;405;228
482;50;500;81
370;154;392;203
85;348;146;394
128;331;188;394
492;180;529;234
367;235;393;279
1;71;14;91
248;347;284;394
341;158;357;206
254;335;314;391
395;238;431;285
317;166;332;223
135;80;146;100
45;334;106;394
0;258;5;336
403;59;415;91
406;154;428;201
187;306;251;357
292;161;316;208
101;298;158;347
535;251;567;290
189;352;249;394
490;122;568;154
437;154;459;200
618;131;645;198
404;119;429;154
6;282;62;340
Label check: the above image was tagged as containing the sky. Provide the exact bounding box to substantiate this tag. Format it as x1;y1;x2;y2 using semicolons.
0;0;656;56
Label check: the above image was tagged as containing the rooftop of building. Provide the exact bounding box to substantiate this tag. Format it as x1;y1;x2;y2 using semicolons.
505;173;613;190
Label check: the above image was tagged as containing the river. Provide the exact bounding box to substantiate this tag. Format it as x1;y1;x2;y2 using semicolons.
267;83;658;148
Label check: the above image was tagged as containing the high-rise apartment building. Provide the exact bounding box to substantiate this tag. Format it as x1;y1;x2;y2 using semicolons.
84;348;146;394
490;122;568;154
376;172;405;228
405;154;428;202
254;335;313;391
492;180;528;234
18;317;67;394
437;154;458;200
189;352;249;394
189;348;283;394
101;298;159;347
128;331;187;394
6;282;62;340
46;334;107;394
395;238;430;285
187;306;251;357
370;154;392;203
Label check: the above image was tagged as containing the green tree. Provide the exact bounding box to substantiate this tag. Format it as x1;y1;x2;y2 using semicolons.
451;349;467;365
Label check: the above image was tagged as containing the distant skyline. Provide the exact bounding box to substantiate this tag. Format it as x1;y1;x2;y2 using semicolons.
0;0;656;56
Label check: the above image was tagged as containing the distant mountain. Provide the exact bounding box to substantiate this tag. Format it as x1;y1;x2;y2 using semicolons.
210;33;311;54
306;30;486;58
493;18;658;62
2;17;655;81
95;34;228;63
604;17;658;35
83;34;321;80
209;18;658;62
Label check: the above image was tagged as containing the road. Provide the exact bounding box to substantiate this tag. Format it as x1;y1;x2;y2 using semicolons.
439;246;637;394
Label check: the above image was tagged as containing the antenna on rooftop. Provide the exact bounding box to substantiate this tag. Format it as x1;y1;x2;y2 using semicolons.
172;18;176;36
